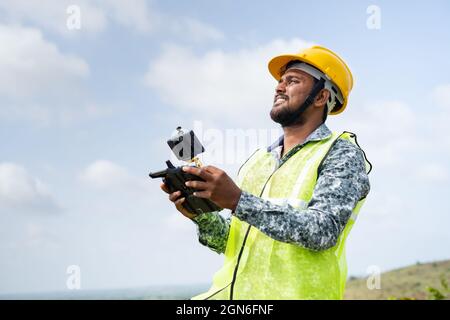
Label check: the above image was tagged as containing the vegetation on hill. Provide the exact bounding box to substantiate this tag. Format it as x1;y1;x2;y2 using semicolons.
345;260;450;300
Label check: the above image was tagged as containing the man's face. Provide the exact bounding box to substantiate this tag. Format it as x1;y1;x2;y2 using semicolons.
270;68;315;126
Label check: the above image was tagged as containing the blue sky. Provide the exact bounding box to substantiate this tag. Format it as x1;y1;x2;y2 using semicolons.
0;0;449;294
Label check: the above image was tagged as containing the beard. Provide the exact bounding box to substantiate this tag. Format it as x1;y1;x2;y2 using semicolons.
270;101;307;127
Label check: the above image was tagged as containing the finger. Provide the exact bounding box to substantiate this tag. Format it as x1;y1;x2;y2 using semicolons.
175;197;185;206
169;191;182;202
174;197;188;213
160;183;170;194
192;190;211;199
174;197;197;219
185;180;208;190
182;166;213;181
203;165;219;174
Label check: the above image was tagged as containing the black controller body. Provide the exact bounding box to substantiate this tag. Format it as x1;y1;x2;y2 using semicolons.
149;161;222;215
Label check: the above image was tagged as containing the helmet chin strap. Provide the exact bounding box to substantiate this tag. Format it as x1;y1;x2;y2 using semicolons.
282;78;326;127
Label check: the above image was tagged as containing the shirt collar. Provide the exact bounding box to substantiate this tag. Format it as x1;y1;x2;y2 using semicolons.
267;123;332;152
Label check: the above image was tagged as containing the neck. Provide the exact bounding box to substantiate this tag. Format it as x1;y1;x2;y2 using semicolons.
281;120;323;157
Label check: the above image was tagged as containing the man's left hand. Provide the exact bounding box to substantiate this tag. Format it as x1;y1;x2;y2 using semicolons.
183;165;242;211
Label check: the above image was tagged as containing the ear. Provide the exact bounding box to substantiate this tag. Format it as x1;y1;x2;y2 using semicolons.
313;89;330;108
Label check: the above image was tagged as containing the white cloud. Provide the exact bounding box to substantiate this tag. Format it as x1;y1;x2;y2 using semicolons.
79;160;149;194
331;100;420;168
145;38;314;127
23;222;61;249
0;0;219;41
0;103;51;125
0;103;117;126
0;0;107;35
330;96;450;190
170;17;225;43
432;83;450;110
0;2;224;126
99;0;158;33
427;84;450;150
0;24;122;125
0;163;61;214
80;160;133;189
0;24;89;99
415;163;449;183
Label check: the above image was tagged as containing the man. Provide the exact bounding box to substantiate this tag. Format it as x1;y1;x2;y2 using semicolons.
161;45;371;300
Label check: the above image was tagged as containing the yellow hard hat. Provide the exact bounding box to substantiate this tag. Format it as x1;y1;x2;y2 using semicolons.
268;45;353;115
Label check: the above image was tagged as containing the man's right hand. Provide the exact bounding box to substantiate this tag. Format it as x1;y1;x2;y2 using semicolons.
160;183;198;220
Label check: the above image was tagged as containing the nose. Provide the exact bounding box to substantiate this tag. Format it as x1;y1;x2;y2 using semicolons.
276;79;286;94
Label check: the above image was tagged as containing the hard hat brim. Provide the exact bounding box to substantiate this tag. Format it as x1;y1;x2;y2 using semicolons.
268;54;313;81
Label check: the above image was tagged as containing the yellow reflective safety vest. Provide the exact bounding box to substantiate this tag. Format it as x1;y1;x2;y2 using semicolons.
192;131;371;300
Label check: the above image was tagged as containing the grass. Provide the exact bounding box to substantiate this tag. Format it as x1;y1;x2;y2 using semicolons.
344;259;450;300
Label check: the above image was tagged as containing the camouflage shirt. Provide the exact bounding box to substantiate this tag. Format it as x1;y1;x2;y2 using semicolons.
191;123;371;254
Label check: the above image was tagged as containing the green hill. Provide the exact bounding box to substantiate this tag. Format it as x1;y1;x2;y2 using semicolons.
345;259;450;300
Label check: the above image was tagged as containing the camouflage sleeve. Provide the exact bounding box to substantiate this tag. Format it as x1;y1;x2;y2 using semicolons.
191;211;231;254
233;138;370;251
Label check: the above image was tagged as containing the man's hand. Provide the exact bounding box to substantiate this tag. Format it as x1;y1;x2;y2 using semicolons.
160;183;197;220
182;165;242;211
